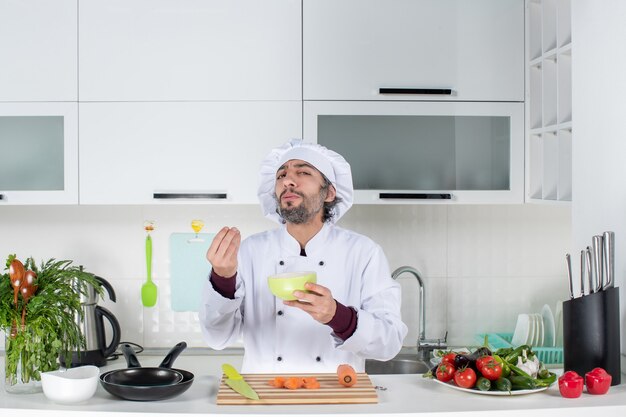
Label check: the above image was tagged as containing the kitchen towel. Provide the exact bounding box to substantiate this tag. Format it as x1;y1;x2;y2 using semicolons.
169;232;215;312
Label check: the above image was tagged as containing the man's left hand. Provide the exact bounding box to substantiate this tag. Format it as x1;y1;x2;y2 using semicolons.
284;282;337;324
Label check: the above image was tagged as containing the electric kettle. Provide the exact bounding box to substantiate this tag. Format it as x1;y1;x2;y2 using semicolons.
61;275;121;367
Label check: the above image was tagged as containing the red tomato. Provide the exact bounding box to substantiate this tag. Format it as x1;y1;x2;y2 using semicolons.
558;371;584;398
454;367;477;389
441;352;457;366
476;356;502;381
436;363;456;382
585;367;612;395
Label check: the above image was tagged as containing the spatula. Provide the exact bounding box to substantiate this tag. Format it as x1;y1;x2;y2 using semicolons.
142;230;157;307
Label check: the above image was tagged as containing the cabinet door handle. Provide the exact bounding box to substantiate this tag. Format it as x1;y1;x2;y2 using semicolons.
0;194;4;200
379;193;452;200
379;88;452;95
153;192;228;200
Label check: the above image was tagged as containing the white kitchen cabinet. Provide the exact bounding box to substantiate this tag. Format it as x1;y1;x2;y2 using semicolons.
79;0;301;102
303;0;524;102
0;103;78;204
79;102;302;204
304;101;524;204
526;0;572;203
0;0;77;101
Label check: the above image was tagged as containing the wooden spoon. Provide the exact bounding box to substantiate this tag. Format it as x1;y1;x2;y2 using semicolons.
8;259;25;337
19;270;38;328
8;259;25;307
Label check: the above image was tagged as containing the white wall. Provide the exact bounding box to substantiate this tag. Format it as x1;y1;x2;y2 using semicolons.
572;1;626;366
0;203;570;350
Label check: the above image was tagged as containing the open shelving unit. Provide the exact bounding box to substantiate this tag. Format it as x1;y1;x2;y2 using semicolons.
526;0;572;203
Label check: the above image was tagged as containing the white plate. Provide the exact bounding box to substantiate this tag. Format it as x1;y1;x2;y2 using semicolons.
535;313;544;347
511;314;530;346
432;379;549;396
554;301;563;347
541;304;556;347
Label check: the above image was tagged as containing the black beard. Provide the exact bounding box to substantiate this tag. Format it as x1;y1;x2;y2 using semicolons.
276;187;327;225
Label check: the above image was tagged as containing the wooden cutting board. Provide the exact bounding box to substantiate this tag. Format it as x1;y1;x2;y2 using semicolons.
216;373;378;405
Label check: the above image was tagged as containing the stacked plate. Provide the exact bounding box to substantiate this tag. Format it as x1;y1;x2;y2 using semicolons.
511;304;557;348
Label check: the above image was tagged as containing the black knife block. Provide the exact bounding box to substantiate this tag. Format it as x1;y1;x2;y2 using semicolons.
563;286;621;385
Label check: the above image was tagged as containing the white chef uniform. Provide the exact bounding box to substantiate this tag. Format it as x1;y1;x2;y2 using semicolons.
198;139;407;373
199;222;406;373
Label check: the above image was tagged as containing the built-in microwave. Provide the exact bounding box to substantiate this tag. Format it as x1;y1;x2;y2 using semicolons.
304;101;523;204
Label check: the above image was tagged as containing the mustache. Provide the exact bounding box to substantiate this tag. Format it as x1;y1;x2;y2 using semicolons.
280;188;304;199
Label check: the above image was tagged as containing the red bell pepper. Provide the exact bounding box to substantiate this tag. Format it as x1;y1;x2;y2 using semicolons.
558;371;584;398
585;367;612;395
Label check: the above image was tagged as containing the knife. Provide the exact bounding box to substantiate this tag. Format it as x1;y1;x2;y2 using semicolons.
580;250;586;297
222;363;259;400
585;247;593;294
603;231;615;290
565;253;574;299
592;235;604;292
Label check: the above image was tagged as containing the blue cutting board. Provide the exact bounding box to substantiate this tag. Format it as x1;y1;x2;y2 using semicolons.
169;233;215;312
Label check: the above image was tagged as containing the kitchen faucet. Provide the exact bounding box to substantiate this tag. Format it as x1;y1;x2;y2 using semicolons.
392;266;447;361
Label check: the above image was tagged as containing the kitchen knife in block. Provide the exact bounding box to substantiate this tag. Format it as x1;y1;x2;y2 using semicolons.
222;364;259;400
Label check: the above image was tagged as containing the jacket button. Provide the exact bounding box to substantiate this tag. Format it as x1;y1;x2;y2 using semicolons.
319;261;324;266
316;356;321;362
279;260;284;265
277;356;282;362
277;310;283;316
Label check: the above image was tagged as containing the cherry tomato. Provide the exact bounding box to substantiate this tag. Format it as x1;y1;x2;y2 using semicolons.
436;363;456;382
558;371;584;398
476;356;502;381
585;367;612;395
454;367;477;389
441;352;457;366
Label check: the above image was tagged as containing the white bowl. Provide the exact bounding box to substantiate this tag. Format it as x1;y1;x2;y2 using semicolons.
41;365;99;404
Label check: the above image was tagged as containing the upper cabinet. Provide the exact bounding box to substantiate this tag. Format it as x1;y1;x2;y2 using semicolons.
303;0;524;102
0;0;77;101
526;0;572;203
0;102;78;204
79;0;302;102
79;101;302;204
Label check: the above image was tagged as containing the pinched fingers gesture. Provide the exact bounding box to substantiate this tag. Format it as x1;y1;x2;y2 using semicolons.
283;282;337;324
206;226;241;278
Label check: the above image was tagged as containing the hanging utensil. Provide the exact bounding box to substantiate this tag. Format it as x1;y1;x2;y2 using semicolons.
565;253;574;299
141;221;157;307
603;231;615;290
592;235;604;292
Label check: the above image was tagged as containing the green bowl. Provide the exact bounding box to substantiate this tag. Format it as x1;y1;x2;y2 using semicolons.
267;271;317;301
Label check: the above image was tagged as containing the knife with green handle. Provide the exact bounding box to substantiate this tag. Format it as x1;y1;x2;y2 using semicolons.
222;363;260;400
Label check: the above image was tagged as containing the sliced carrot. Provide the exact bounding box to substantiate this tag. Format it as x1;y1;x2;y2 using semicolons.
303;377;320;389
268;376;285;388
283;377;304;390
337;364;357;387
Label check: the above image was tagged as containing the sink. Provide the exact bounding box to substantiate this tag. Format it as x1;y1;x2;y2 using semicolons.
365;354;431;375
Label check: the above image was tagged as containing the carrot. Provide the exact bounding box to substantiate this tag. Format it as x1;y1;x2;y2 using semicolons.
337;364;357;387
302;377;320;389
268;376;285;388
283;377;304;390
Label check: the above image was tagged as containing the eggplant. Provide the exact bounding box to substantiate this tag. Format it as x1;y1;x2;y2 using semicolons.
453;347;492;370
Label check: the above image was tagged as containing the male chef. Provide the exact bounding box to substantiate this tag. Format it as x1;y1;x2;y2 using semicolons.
199;139;407;373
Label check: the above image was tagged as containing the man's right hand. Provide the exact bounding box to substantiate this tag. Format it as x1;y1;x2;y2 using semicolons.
206;226;241;278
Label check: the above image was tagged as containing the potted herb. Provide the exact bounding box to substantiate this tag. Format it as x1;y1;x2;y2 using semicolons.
1;255;101;393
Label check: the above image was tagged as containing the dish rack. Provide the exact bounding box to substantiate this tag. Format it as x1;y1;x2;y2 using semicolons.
475;333;564;365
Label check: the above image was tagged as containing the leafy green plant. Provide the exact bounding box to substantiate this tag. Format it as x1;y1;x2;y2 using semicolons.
1;256;102;386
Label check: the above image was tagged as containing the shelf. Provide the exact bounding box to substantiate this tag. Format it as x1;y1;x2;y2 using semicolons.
525;0;572;204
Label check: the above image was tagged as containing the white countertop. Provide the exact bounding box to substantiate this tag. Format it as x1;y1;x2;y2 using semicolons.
1;352;626;417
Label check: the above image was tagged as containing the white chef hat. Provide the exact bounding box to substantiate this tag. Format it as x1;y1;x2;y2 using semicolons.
257;139;354;224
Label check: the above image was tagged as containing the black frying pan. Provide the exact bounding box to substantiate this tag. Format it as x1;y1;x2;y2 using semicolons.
100;341;195;401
